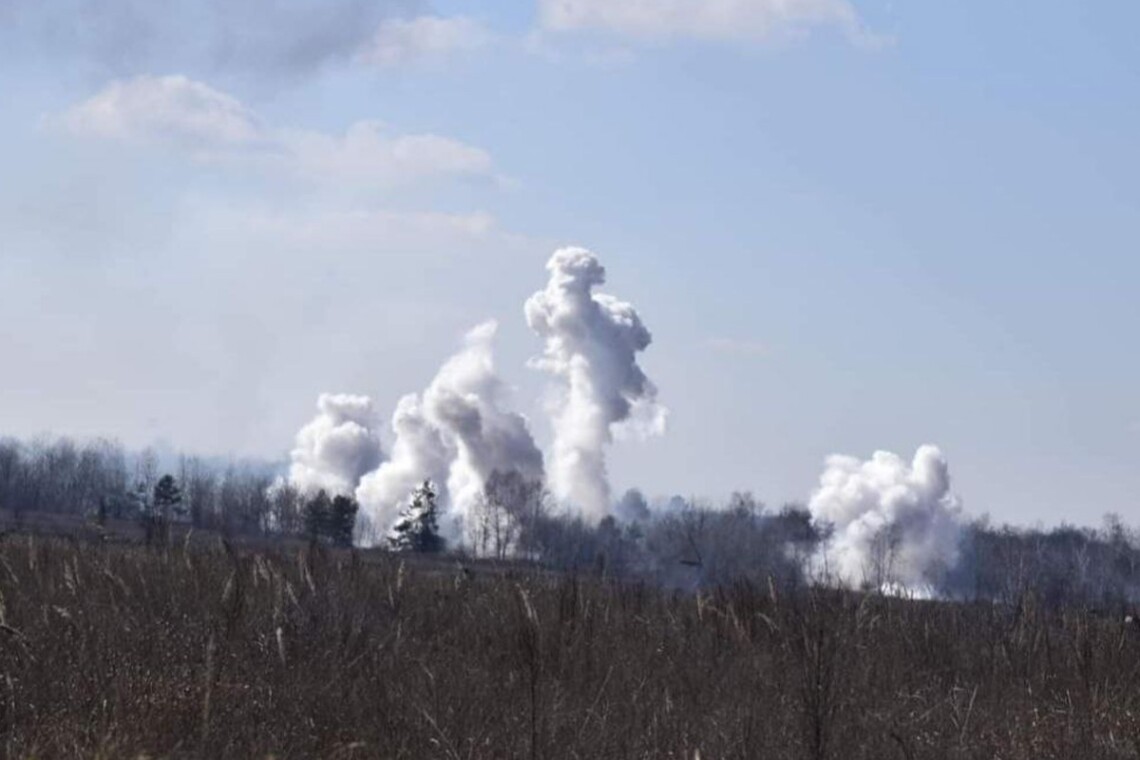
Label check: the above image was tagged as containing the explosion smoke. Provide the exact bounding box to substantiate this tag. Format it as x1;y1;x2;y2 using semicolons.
524;246;666;520
426;321;545;525
807;445;963;593
285;393;383;496
354;393;453;536
354;320;543;539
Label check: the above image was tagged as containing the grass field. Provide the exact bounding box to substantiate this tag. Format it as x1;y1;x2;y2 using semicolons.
1;535;1139;758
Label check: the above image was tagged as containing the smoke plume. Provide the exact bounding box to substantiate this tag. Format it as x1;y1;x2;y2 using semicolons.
286;393;384;496
354;393;453;536
355;320;544;539
807;445;963;594
524;246;665;520
426;321;545;524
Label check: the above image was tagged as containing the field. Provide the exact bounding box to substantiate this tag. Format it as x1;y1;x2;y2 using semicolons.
1;536;1139;758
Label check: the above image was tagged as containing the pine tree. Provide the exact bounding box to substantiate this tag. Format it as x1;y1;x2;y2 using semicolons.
153;475;183;521
139;473;182;546
303;490;332;542
388;481;445;553
328;495;359;547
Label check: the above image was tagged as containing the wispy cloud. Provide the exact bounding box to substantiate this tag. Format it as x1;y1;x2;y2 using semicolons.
2;2;504;80
59;74;496;191
357;15;493;67
537;0;875;45
58;75;263;149
1;0;420;78
275;121;492;186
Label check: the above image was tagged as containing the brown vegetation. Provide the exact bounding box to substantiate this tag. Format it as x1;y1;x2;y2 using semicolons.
1;537;1139;758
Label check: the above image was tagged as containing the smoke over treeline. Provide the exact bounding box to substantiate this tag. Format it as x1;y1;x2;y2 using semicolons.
3;432;1140;607
807;445;963;596
353;320;545;543
286;393;383;498
276;245;971;599
524;247;666;518
4;245;1127;605
281;245;667;546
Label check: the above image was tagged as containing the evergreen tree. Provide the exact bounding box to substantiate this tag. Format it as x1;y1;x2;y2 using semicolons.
328;495;359;547
303;490;332;541
153;475;183;521
136;473;182;546
388;481;445;553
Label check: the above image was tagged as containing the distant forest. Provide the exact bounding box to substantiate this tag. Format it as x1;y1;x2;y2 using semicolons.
1;433;1138;609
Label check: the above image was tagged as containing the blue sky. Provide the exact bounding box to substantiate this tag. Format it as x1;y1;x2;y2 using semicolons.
1;0;1137;526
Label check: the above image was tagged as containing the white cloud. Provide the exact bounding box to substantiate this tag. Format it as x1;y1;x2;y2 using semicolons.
358;15;492;67
278;121;493;186
1;0;417;78
60;75;495;190
538;0;864;42
60;75;262;150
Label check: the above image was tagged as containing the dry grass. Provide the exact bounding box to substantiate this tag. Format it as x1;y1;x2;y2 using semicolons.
1;536;1139;758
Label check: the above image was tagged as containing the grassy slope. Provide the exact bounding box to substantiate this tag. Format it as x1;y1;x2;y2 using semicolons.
0;537;1138;758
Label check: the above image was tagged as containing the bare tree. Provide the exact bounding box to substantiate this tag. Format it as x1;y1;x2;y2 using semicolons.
470;471;545;560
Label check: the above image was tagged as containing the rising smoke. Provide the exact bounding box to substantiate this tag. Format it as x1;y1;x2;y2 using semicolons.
524;247;666;520
807;445;963;594
283;249;966;596
354;393;452;536
285;246;666;540
354;320;544;540
285;393;383;496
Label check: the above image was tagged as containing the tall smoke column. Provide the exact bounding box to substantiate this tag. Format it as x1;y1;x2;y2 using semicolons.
424;321;545;524
525;246;666;520
355;320;544;540
807;445;963;594
286;393;384;496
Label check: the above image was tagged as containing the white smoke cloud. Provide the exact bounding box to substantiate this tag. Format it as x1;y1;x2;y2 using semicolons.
807;445;963;593
286;393;384;496
355;393;454;533
525;246;666;520
426;321;545;524
355;320;543;540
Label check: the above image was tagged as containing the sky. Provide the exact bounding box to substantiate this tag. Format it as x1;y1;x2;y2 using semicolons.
1;0;1137;527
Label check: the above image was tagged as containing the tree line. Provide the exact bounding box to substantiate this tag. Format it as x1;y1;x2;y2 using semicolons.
2;434;1140;606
